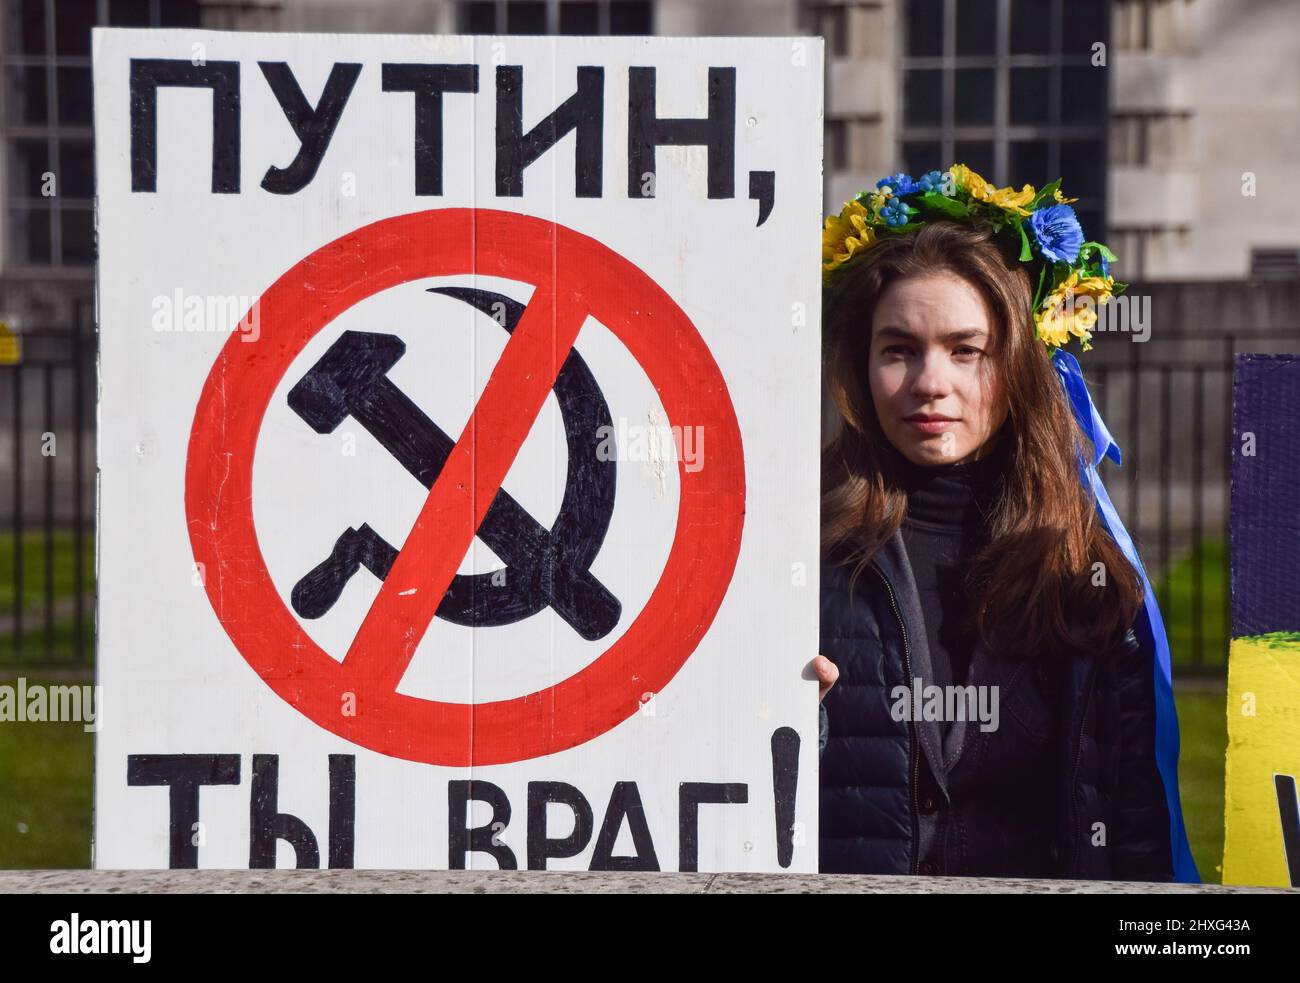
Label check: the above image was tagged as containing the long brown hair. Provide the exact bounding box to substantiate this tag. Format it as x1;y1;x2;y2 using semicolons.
821;219;1143;658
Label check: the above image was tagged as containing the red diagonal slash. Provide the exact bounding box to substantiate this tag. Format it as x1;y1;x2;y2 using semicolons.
343;281;585;690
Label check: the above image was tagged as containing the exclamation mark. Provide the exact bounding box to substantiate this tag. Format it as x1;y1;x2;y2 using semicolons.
1276;775;1300;887
771;726;800;868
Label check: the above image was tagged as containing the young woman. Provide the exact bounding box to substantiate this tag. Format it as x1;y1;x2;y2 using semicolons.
812;172;1195;882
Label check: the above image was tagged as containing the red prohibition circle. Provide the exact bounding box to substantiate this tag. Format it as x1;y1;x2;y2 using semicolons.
185;208;746;766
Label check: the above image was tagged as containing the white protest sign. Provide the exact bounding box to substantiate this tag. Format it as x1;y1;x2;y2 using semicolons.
92;28;823;871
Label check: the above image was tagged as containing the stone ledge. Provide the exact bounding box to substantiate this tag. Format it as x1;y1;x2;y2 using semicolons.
0;870;1290;894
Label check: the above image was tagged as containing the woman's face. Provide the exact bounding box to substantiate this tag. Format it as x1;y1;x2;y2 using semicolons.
866;273;1008;466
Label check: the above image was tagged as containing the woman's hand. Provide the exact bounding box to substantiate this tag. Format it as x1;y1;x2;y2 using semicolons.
812;654;839;703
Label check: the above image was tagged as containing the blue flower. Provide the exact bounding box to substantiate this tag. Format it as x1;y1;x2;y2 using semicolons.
877;172;919;196
916;170;947;193
881;198;910;226
1029;204;1085;264
1099;252;1111;277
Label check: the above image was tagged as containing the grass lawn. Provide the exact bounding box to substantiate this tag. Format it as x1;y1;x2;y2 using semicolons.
1174;685;1227;884
1155;538;1230;882
0;618;94;664
0;528;95;613
1156;538;1228;674
0;676;93;869
0;528;95;664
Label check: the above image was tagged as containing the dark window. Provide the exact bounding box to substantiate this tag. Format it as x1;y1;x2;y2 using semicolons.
109;0;151;27
53;0;95;57
58;140;94;198
1061;0;1107;56
1008;139;1049;186
1059;139;1103;199
906;0;945;57
609;1;651;34
1073;208;1102;242
56;65;92;124
14;205;52;263
158;0;201;28
896;0;1108;230
61;206;94;263
1009;0;1052;54
460;1;650;36
12;0;47;55
13;139;52;197
1061;65;1104;124
463;1;496;32
560;2;599;33
3;0;199;267
8;66;48;124
902;140;943;177
507;2;547;34
955;67;995;125
955;0;999;57
953;140;995;178
904;69;943;127
1009;67;1050;125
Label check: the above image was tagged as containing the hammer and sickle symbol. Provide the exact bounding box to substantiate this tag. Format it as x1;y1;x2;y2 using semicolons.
285;286;621;641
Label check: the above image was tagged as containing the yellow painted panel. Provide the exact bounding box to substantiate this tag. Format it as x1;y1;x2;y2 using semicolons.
1222;633;1300;887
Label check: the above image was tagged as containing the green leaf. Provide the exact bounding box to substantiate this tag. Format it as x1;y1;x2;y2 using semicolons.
916;192;969;220
1032;263;1048;312
1029;178;1061;210
1017;221;1033;262
1080;240;1118;262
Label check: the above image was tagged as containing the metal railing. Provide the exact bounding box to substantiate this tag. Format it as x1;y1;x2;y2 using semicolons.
1085;329;1298;675
3;320;1297;672
1;316;94;668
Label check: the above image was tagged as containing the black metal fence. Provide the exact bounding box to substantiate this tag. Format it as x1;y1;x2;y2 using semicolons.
2;318;1297;674
1087;332;1245;675
1;313;94;668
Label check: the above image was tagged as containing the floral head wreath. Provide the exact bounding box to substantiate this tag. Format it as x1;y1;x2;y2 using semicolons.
821;164;1125;353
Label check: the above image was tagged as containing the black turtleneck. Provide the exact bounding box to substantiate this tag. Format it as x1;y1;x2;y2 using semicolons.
896;426;1011;696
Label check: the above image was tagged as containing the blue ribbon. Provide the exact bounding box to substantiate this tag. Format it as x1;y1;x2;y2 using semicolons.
1051;348;1200;882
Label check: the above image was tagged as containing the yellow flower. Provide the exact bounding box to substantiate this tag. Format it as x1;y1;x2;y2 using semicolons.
822;199;878;280
1074;273;1116;297
1034;311;1072;349
987;182;1036;217
1036;271;1115;349
950;163;994;200
1054;188;1079;204
950;162;1035;217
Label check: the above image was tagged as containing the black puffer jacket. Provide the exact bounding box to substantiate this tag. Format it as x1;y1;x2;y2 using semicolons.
818;528;1176;881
